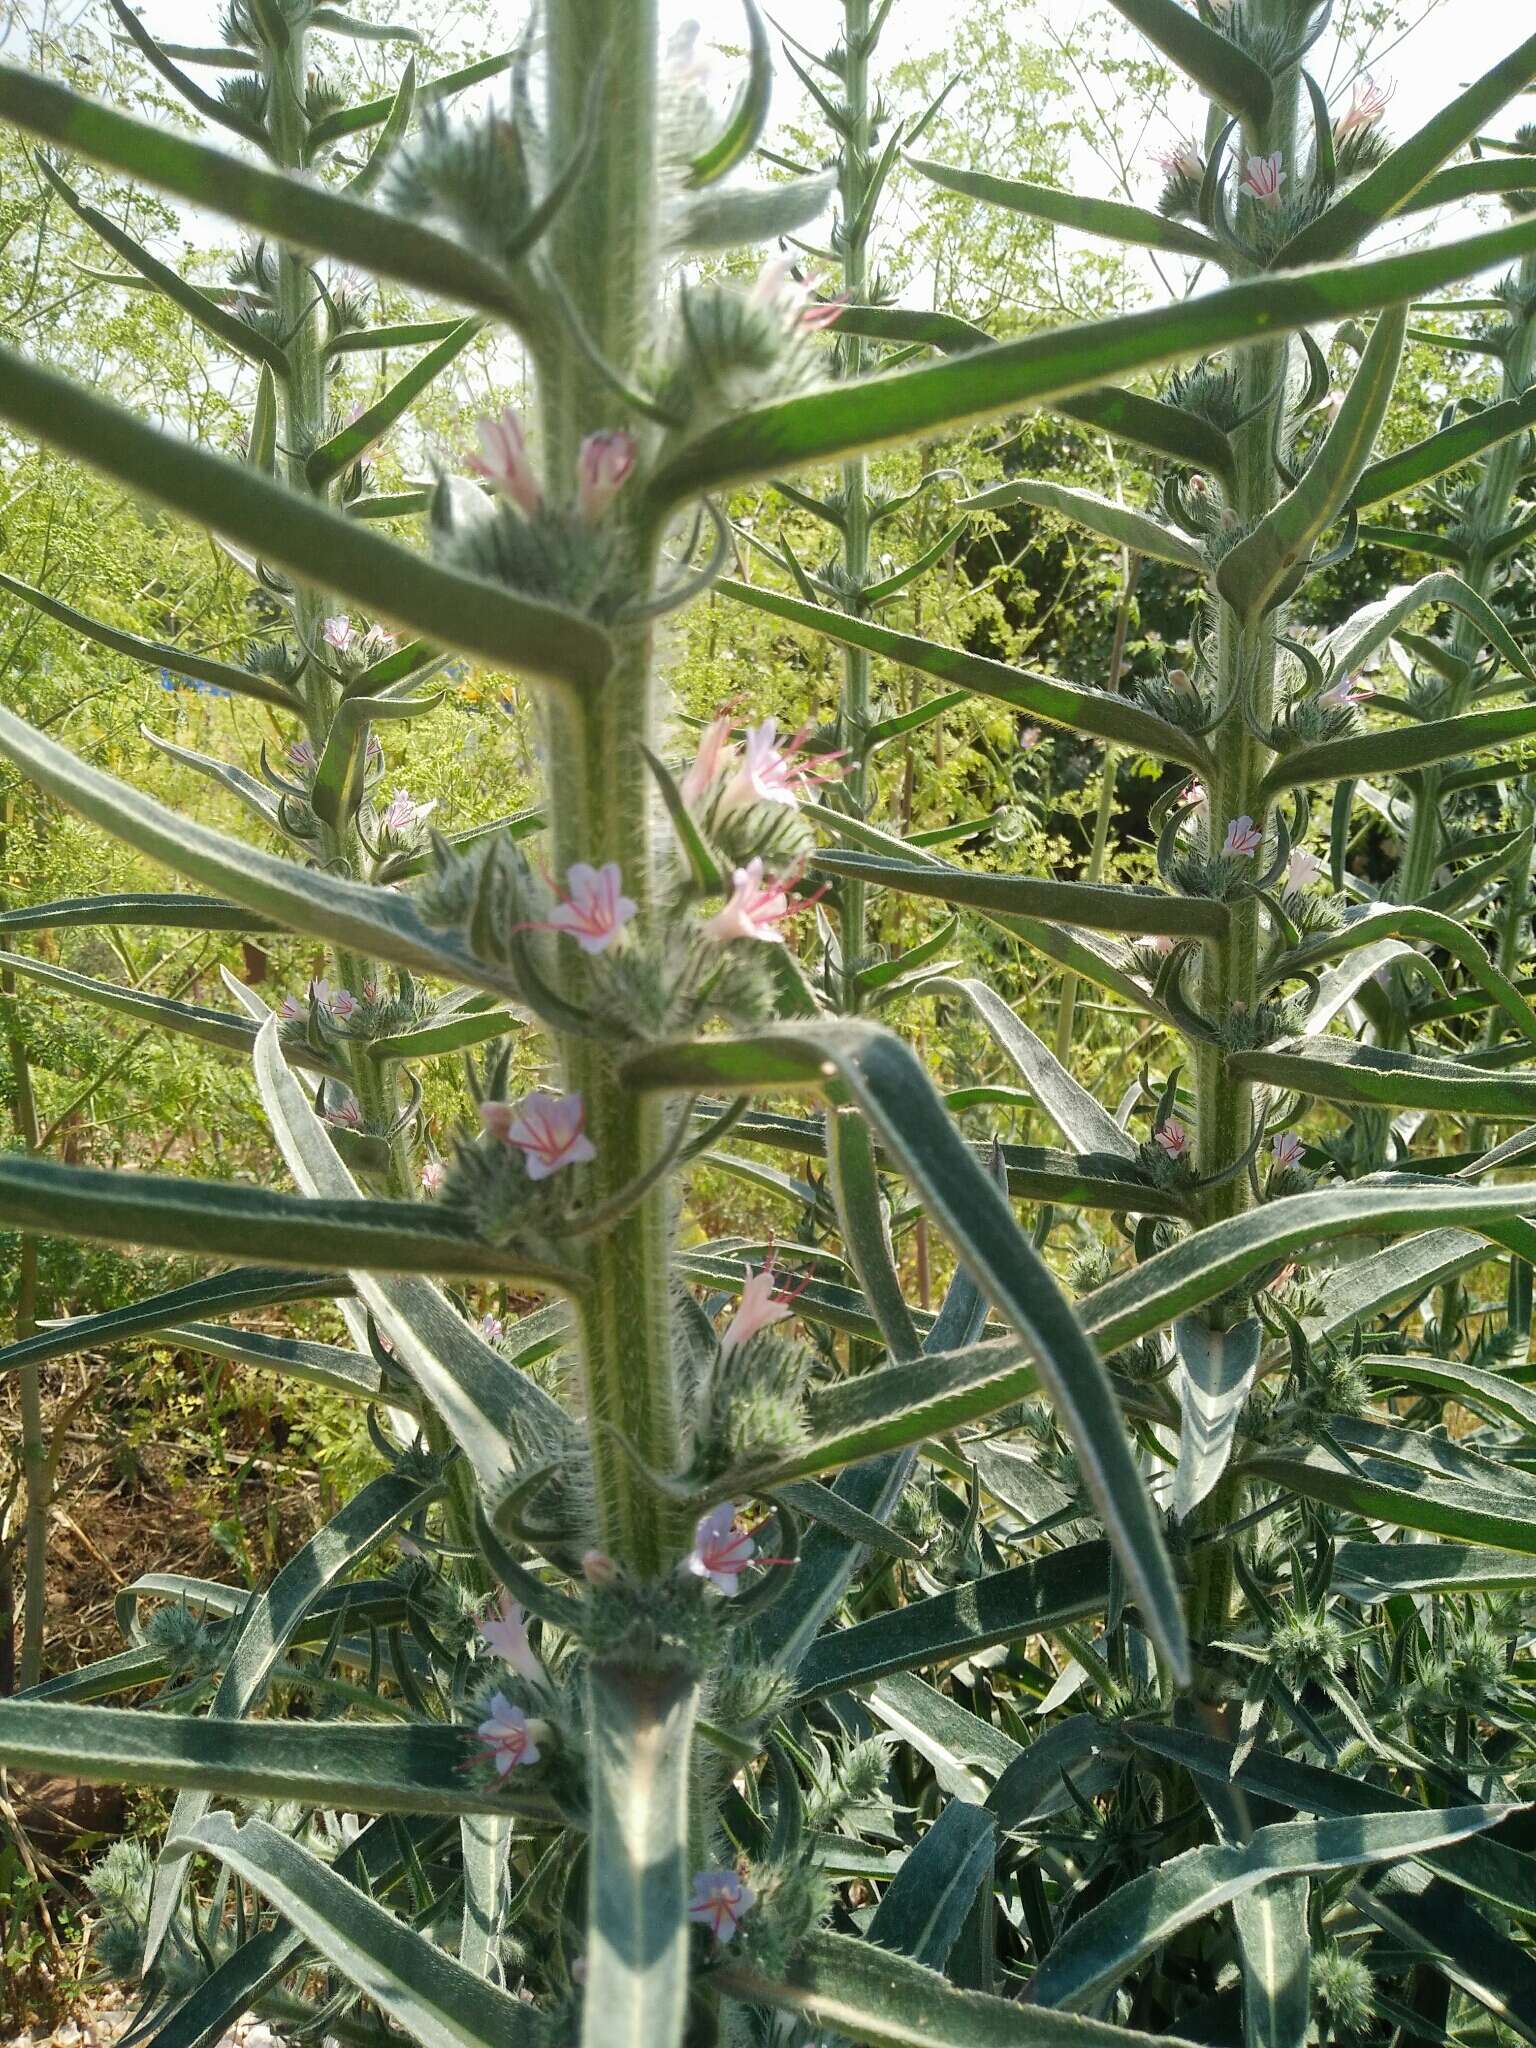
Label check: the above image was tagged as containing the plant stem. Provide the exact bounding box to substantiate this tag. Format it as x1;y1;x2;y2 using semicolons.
541;0;680;1578
838;0;874;1009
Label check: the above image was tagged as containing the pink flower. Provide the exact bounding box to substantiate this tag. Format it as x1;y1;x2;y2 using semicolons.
576;431;637;521
1272;1131;1305;1171
483;1089;596;1180
1184;780;1208;813
1019;725;1043;750
1321;673;1372;709
287;738;316;773
382;789;436;837
1241;152;1286;204
723;718;843;811
476;1692;540;1773
1154;1117;1189;1159
468;408;542;517
321;615;355;653
325;1095;364;1129
282;977;356;1021
582;1548;616;1586
681;713;737;804
1337;73;1392;139
702;859;794;945
720;1259;804;1354
687;1503;758;1595
687;1867;756;1943
421;1158;447;1195
360;624;397;663
749;256;844;332
478;1594;543;1684
545;862;638;954
1223;815;1263;858
479;1312;504;1343
1287;847;1325;890
1155;136;1202;180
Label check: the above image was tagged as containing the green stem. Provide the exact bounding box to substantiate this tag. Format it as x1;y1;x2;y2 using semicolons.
838;0;874;1009
541;0;679;1578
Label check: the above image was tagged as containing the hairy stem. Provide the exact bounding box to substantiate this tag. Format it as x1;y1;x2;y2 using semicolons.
838;0;875;1008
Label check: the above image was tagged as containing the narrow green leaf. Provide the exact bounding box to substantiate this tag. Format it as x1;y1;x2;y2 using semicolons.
1217;304;1407;624
866;1670;1021;1800
1169;1313;1263;1523
1308;1227;1487;1340
1353;387;1536;507
1273;904;1536;1044
1262;701;1536;799
582;1662;697;2048
180;1814;550;2048
0;347;611;692
1360;1871;1536;2048
1032;1805;1506;2012
720;1928;1184;2047
625;1022;1188;1684
1333;1540;1536;1599
0;566;298;708
0;891;275;935
910;157;1221;263
0;1266;340;1378
928;976;1138;1158
868;1800;997;1971
827;1105;922;1360
1231;1878;1309;2048
1325;575;1536;690
161;1321;383;1401
1228;1038;1536;1116
958;476;1204;568
1248;1441;1536;1555
1105;0;1272;120
720;580;1213;772
308;49;515;146
816;849;1229;940
687;0;770;186
307;316;486;487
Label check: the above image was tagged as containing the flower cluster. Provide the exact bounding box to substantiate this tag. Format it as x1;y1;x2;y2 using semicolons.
469;408;637;526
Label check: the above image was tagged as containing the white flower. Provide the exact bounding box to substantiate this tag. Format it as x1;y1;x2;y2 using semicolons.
720;1261;799;1353
477;1595;543;1684
482;1090;596;1180
545;862;638;954
476;1692;541;1773
1272;1131;1305;1171
1223;815;1263;858
1154;1117;1189;1159
468;408;542;517
1240;151;1286;203
702;859;794;945
687;1867;756;1942
1287;847;1325;890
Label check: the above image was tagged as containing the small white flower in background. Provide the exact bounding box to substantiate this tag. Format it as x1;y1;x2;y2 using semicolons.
477;1594;543;1684
477;1692;541;1772
1155;136;1202;180
576;430;638;521
1287;847;1326;890
469;407;543;516
321;614;355;653
483;1089;596;1180
479;1311;504;1343
1223;815;1263;858
687;1867;756;1942
720;1259;802;1353
287;737;316;773
324;1095;364;1129
1240;151;1286;203
381;789;436;838
1273;1131;1305;1171
1154;1117;1190;1159
545;862;638;954
1337;73;1392;139
1320;673;1372;709
687;1504;758;1596
421;1158;446;1195
702;859;795;945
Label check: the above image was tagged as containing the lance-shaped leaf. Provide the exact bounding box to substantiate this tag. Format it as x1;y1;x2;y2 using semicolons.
0;346;611;692
957;477;1204;569
1106;0;1272;119
815;849;1228;941
676;170;835;251
582;1662;697;2048
0;63;531;316
104;0;266;141
719;1927;1183;2048
1169;1312;1263;1523
0;1701;537;1816
0;953;345;1071
625;1021;1188;1684
0;891;280;936
910;157;1222;263
1249;1440;1536;1556
309;48;516;146
0;567;298;709
177;1815;551;2048
793;1542;1112;1701
1334;1540;1536;1600
306;316;486;487
460;1811;513;1983
1217;304;1407;624
1079;1177;1536;1355
0;1150;572;1285
1032;1805;1506;2012
720;580;1213;772
0;1266;340;1378
34;153;289;374
867;1670;1022;1801
1275;29;1536;266
688;0;770;185
827;1106;922;1359
141;725;284;831
252;1020;575;1505
1262;701;1536;800
931;976;1138;1158
1360;1871;1536;2048
0;705;539;1002
310;690;441;828
161;1321;383;1401
1353;1352;1536;1432
144;1468;436;1964
1228;1038;1536;1116
1326;576;1536;688
868;1800;997;1971
1308;1227;1487;1341
1352;386;1536;508
1273;905;1536;1044
1231;1876;1309;2048
651;211;1536;504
